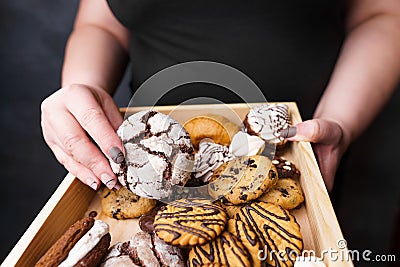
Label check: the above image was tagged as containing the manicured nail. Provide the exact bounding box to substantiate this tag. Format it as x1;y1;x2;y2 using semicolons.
280;126;297;138
109;147;125;164
89;180;98;190
102;174;116;189
114;183;122;190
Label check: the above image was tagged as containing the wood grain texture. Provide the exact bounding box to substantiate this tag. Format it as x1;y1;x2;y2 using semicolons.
2;103;353;267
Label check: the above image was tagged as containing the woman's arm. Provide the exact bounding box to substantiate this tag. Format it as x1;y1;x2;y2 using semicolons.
291;0;400;191
41;0;130;189
62;0;130;92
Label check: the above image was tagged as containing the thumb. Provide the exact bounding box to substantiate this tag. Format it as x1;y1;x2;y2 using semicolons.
287;119;342;144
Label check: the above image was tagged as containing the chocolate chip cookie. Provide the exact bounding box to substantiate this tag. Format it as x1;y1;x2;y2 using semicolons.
208;155;278;204
258;178;304;210
188;231;251;267
154;198;228;247
101;187;157;219
236;202;303;266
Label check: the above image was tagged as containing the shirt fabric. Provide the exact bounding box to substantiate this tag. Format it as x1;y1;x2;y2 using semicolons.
107;0;345;118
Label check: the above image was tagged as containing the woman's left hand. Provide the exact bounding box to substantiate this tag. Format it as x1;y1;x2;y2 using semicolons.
288;119;349;192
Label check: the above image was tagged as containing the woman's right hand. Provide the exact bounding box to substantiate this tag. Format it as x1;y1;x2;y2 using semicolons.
41;84;124;190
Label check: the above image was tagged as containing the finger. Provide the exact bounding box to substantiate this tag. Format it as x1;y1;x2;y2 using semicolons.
288;119;342;144
50;144;100;190
100;94;124;131
313;144;338;192
47;109;118;189
65;86;124;159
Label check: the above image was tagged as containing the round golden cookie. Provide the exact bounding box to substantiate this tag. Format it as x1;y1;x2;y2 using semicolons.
236;202;303;267
258;178;304;210
226;219;264;267
188;231;251;267
215;200;245;219
183;114;240;150
208;155;279;204
101;187;157;219
154;198;228;247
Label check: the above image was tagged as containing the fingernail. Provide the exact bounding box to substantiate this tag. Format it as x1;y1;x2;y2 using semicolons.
280;126;297;138
109;147;125;164
102;174;116;189
89;180;99;190
114;183;122;190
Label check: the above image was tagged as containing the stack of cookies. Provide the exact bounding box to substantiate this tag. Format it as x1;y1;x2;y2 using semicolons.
152;199;303;267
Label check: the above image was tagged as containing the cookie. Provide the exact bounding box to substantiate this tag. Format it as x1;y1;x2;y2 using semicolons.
208;155;278;204
226;219;264;267
101;231;185;267
258;178;304;210
236;202;303;266
272;157;301;179
154;198;228;247
215;199;245;219
188;231;251;267
36;218;111;267
138;205;164;233
192;139;234;183
101;187;157;219
243;103;290;147
110;110;194;200
183;114;240;150
229;131;265;157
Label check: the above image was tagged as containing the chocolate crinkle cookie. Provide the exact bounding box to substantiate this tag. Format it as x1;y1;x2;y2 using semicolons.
110;110;194;200
100;231;185;267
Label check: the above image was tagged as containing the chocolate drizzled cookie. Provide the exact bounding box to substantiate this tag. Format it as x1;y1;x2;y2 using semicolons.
188;231;251;267
236;202;303;267
226;219;264;267
154;198;228;247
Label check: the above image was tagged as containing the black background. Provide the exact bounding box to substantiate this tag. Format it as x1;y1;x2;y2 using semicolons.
0;1;399;266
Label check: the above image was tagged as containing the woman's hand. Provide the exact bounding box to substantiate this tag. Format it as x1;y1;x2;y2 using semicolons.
41;84;124;190
288;119;350;192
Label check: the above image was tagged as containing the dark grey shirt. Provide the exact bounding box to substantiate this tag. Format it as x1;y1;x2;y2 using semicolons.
108;0;344;118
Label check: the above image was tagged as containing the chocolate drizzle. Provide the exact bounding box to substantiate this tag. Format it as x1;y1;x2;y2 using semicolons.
154;199;227;246
237;202;303;266
139;205;164;233
188;232;251;267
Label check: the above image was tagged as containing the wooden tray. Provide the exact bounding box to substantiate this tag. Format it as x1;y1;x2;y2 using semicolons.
2;102;353;267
